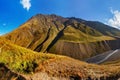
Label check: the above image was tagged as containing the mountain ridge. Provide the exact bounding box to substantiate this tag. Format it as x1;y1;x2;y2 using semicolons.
1;14;120;60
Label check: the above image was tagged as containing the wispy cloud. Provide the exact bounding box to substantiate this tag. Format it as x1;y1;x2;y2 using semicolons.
20;0;31;11
108;9;120;29
3;23;6;26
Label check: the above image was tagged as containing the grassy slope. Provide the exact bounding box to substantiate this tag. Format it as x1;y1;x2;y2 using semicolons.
99;59;120;79
60;25;115;43
0;38;60;73
2;14;116;51
0;38;120;79
2;14;120;63
48;25;115;60
84;21;120;37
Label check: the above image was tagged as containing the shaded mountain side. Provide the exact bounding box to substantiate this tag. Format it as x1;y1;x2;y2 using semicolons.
48;39;120;60
2;14;120;60
86;49;120;64
84;21;120;36
48;40;110;60
68;17;120;37
107;38;120;50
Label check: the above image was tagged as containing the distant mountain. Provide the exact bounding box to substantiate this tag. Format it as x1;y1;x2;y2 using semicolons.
2;14;120;60
83;21;120;36
68;17;120;36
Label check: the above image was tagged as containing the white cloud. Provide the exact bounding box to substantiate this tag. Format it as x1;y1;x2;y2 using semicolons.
108;9;120;29
20;0;31;11
3;23;6;26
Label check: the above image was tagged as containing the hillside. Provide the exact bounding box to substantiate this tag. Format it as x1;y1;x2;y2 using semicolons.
69;17;120;37
2;14;120;60
1;38;120;80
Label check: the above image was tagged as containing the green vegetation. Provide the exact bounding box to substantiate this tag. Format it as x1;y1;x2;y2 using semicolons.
1;38;120;79
60;25;115;43
1;14;119;62
0;38;61;74
1;14;120;79
2;14;117;53
83;21;120;37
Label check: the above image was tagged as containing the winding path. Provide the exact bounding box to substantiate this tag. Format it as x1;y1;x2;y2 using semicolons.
86;49;120;64
95;49;119;64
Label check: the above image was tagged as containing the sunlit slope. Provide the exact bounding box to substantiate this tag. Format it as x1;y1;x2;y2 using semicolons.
0;38;120;80
2;14;120;60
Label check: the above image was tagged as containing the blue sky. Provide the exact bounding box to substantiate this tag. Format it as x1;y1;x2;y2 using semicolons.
0;0;120;35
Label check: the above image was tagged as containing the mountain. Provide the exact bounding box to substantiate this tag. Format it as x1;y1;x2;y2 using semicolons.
2;14;120;60
1;14;120;79
0;38;120;80
69;17;120;36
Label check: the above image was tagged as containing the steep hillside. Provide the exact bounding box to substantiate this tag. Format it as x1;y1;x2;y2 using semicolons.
69;17;120;37
1;38;120;80
84;21;120;37
2;14;120;60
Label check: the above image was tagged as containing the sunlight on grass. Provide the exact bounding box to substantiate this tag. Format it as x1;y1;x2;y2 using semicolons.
0;38;63;74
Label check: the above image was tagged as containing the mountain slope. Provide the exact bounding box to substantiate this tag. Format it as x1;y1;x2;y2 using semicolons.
2;14;120;60
68;17;120;37
0;38;120;80
84;21;120;37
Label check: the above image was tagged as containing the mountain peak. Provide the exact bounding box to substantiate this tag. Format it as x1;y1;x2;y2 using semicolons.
2;14;120;60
